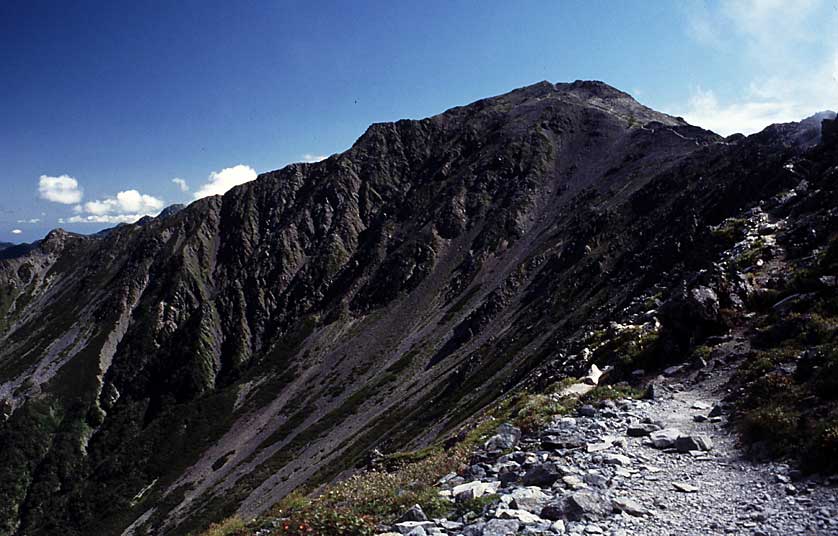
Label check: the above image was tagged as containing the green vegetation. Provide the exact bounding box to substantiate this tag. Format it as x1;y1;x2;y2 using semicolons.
736;237;770;269
0;397;64;534
581;384;644;404
585;323;662;373
509;390;578;433
735;235;838;473
453;494;499;518
197;373;646;536
691;344;713;364
210;442;466;536
199;516;248;536
710;217;748;246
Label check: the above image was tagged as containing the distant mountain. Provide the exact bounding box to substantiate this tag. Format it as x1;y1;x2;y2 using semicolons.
157;203;186;219
753;110;837;149
1;81;836;536
0;241;36;260
92;204;188;237
0;242;13;251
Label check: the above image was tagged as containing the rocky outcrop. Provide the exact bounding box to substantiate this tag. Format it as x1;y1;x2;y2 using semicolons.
374;366;838;536
0;82;834;536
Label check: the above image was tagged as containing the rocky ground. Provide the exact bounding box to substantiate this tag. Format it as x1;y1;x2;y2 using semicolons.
231;160;837;536
376;173;838;536
379;357;838;536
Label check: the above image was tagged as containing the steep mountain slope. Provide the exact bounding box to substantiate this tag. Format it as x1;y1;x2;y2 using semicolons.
0;81;830;536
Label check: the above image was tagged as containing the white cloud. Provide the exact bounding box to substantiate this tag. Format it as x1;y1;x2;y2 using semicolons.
301;154;327;163
677;0;837;135
11;229;22;235
681;87;801;136
172;177;189;192
69;189;165;224
66;214;156;224
193;164;257;199
16;218;40;224
39;175;83;204
82;190;164;216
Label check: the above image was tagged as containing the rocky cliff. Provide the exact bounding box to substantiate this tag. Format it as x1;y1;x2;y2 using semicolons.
0;81;833;536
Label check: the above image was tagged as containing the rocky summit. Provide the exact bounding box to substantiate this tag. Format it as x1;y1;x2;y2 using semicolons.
0;81;836;536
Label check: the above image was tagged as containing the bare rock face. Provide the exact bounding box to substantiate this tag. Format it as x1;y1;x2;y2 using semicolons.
822;115;838;148
0;82;830;536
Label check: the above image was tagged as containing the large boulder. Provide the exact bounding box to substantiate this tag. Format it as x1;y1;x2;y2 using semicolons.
480;519;520;536
627;422;661;437
563;492;610;521
508;486;550;511
522;463;562;487
612;497;649;516
658;279;727;355
675;434;713;452
399;504;428;522
540;492;610;522
484;423;522;451
452;480;499;501
495;508;543;524
649;428;681;449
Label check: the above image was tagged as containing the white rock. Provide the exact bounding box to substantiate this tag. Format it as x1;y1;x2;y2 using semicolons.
650;428;681;449
508;486;550;511
602;453;632;466
393;521;435;535
672;481;699;493
452;480;499;500
496;507;543;524
551;520;567;533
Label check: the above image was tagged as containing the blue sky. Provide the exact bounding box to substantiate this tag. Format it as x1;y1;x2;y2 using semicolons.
2;0;836;242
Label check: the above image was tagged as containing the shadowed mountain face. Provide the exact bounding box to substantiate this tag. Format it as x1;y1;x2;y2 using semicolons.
0;81;831;535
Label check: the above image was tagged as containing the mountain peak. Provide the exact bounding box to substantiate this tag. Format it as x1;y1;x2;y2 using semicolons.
4;82;835;536
486;80;687;128
561;79;631;96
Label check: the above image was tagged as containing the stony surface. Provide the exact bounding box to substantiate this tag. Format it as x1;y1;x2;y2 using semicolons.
379;362;838;536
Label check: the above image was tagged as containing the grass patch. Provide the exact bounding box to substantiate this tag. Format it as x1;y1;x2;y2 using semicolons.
454;494;498;518
510;391;578;433
733;248;838;474
198;516;248;536
581;384;644;404
740;404;800;457
710;217;748;246
197;368;622;535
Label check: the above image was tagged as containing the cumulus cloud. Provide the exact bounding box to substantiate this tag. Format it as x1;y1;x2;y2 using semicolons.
16;218;40;224
301;154;327;163
172;177;189;192
193;164;257;199
681;86;817;137
68;189;165;224
81;190;163;215
676;0;837;136
39;175;83;204
66;214;156;224
11;229;22;235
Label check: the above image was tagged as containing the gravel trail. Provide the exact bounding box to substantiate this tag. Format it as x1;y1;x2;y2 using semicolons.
384;353;838;536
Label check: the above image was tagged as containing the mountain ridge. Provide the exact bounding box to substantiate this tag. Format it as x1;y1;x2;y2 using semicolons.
0;81;834;536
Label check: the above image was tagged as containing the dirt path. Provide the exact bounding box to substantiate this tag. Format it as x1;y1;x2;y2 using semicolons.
390;353;838;536
595;354;838;536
